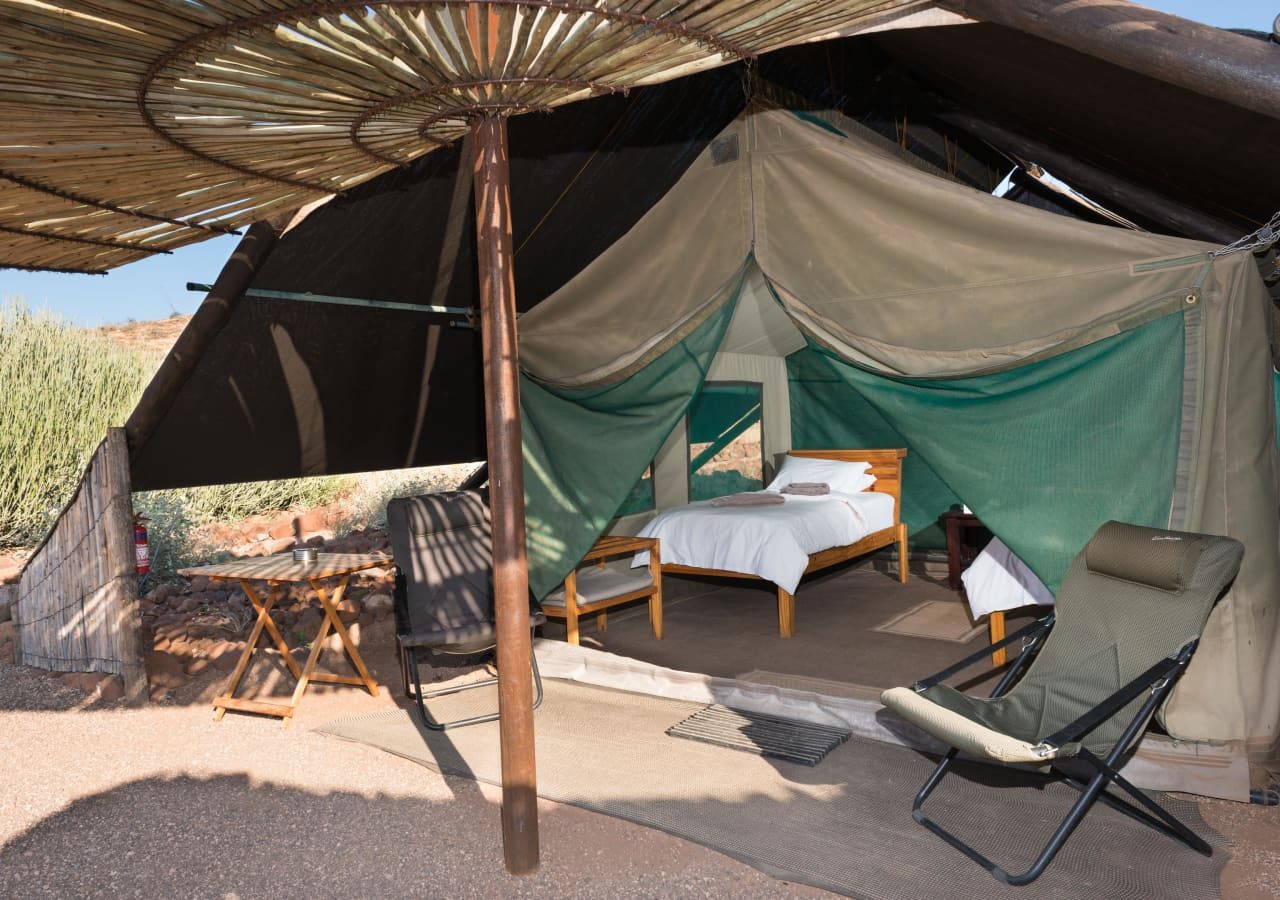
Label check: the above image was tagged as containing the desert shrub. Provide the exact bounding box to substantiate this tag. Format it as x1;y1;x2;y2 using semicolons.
332;463;480;533
134;476;357;578
1;297;475;573
0;300;153;546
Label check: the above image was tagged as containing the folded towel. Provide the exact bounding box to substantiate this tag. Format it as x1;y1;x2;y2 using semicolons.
710;492;787;507
782;482;830;496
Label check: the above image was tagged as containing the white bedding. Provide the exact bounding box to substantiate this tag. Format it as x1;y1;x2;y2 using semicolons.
961;537;1055;618
631;491;896;594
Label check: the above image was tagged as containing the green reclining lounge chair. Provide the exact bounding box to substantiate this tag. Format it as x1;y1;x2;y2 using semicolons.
881;520;1243;886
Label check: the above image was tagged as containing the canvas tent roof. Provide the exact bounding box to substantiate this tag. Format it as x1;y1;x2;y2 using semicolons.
125;23;1280;493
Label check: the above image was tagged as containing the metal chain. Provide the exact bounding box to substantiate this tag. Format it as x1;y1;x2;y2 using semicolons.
1212;210;1280;256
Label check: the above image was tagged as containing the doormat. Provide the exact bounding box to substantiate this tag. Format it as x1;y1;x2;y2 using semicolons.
666;704;851;766
872;599;986;643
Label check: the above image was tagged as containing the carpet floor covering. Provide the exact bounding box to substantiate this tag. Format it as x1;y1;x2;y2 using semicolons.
318;679;1227;899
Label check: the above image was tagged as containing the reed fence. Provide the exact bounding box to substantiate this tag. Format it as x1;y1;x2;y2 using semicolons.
14;428;146;701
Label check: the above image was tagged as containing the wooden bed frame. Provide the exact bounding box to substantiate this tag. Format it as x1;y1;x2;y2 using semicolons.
661;448;909;638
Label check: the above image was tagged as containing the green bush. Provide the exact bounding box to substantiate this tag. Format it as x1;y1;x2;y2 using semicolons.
0;300;152;546
134;477;356;578
0;298;354;559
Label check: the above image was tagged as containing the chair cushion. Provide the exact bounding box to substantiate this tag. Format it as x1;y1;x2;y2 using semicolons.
1084;520;1203;593
543;567;655;608
387;490;494;636
882;521;1243;759
880;687;1066;764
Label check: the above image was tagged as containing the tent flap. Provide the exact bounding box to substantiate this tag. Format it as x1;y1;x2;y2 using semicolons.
789;310;1186;592
522;292;740;598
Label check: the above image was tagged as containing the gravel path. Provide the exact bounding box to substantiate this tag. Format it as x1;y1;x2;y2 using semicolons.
1;646;1275;899
0;651;827;899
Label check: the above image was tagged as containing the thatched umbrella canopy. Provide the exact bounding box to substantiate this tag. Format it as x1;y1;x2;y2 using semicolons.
0;0;923;273
0;0;927;874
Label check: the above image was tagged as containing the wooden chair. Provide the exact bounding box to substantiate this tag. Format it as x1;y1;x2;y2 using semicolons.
542;535;662;645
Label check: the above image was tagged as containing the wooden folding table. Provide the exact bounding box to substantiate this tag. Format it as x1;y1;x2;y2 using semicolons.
178;552;389;726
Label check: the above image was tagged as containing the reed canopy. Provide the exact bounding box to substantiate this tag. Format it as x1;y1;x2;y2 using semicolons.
0;0;924;274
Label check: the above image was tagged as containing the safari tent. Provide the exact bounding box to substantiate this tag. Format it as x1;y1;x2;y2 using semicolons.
8;11;1279;803
512;102;1280;751
111;28;1280;760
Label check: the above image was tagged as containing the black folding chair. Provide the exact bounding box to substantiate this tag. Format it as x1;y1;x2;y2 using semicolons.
882;520;1243;885
387;490;544;731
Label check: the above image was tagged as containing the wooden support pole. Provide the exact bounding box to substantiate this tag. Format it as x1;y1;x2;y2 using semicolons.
472;113;540;877
937;0;1280;120
125;219;283;465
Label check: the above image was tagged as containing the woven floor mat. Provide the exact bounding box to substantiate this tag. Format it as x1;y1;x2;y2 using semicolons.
871;599;986;643
318;679;1227;899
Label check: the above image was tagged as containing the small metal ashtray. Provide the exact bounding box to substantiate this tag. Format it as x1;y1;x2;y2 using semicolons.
292;547;318;564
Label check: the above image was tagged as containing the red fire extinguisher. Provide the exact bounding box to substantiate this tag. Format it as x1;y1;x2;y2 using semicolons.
133;514;151;575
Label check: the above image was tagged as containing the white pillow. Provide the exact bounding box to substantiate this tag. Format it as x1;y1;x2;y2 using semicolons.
766;455;876;494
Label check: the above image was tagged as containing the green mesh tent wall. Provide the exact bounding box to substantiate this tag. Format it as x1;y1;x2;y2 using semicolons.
518;108;1280;751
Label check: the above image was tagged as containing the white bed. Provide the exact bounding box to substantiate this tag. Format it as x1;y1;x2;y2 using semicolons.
628;449;908;637
633;491;895;594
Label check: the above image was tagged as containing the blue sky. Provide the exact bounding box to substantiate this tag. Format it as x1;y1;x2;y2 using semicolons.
1;0;1274;326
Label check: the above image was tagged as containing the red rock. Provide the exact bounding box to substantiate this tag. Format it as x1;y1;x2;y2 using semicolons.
167;637;194;657
186;658;209;676
97;676;124;702
269;519;294;540
210;642;241;671
363;593;393;618
149;686;171;702
298;508;328;534
335;598;360;624
146;650;188;689
60;672;82;688
266;537;295;554
81;672;107;692
189;576;211;592
295;609;323;634
153;637;170;652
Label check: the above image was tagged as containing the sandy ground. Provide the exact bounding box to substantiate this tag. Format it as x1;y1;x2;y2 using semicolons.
0;623;1276;899
0;631;829;899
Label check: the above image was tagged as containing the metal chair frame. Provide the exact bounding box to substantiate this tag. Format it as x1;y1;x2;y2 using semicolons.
909;615;1210;886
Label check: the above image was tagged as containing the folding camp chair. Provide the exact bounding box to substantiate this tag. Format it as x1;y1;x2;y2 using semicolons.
387;490;544;731
881;520;1243;886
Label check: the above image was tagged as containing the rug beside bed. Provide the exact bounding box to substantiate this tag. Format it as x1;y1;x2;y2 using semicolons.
316;679;1226;900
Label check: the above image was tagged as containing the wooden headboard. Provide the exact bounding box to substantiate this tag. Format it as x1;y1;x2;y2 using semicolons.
787;448;907;521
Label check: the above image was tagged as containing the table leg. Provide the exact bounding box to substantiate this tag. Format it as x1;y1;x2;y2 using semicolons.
286;598;334;728
307;576;380;697
213;582;285;721
240;580;301;680
989;610;1007;667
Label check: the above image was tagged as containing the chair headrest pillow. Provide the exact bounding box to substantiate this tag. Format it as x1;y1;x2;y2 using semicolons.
1084;520;1203;593
388;489;490;536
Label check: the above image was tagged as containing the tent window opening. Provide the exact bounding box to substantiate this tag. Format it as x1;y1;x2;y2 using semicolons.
688;381;764;501
616;465;655;517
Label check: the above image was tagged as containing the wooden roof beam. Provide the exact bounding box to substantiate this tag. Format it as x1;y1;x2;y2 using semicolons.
937;0;1280;120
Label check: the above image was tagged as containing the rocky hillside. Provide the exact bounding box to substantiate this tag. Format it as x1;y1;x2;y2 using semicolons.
96;314;190;357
